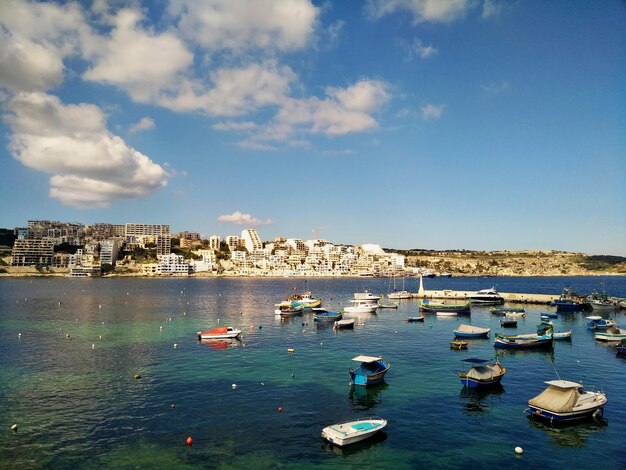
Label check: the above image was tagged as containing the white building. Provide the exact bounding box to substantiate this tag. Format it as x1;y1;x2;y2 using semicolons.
241;229;263;252
100;239;120;266
156;254;191;275
225;236;240;251
209;236;221;251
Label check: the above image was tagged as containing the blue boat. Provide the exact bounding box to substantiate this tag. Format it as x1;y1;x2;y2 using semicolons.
526;380;607;424
458;358;506;389
313;310;342;322
349;355;390;386
616;339;626;357
586;316;616;330
453;324;490;338
541;312;558;319
554;287;588;312
494;323;554;350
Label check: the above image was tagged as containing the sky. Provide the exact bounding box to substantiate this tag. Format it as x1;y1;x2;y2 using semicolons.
0;0;624;255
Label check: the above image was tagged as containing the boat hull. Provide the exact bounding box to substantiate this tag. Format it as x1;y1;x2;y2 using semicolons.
525;405;605;424
197;331;241;340
454;331;489;338
494;337;553;350
554;300;585;312
458;374;504;390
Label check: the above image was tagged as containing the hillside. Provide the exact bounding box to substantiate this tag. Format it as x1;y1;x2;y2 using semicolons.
397;250;626;276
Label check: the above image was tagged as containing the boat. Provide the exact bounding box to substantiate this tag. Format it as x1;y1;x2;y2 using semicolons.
500;319;517;328
505;311;526;318
494;323;553;350
387;290;411;300
405;316;425;322
321;417;387;447
353;291;382;302
541;312;558;318
419;299;471;315
450;340;468;350
333;319;354;330
468;287;504;305
453;324;490;338
438;272;453;278
458;358;506;389
525;380;607;423
275;291;321;310
616;339;626;357
349;355;390;386
344;299;379;314
489;306;525;315
314;310;343;322
197;326;242;340
586;316;616;330
421;271;436;278
587;290;617;311
554;287;587;312
274;304;305;316
378;302;399;309
553;330;572;340
594;326;626;342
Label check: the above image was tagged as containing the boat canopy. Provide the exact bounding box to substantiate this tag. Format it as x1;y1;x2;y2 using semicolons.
528;383;581;413
466;364;504;380
455;324;490;334
206;327;229;334
352;355;383;363
586;316;602;320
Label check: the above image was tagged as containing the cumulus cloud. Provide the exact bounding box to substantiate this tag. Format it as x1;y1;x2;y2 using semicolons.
482;0;504;19
4;92;168;208
129;117;155;133
168;0;319;52
218;211;273;226
412;38;438;59
212;121;258;131
366;0;471;23
420;103;445;120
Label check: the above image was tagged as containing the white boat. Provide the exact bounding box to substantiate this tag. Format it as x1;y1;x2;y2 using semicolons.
436;311;458;317
594;326;626;342
590;299;617;311
468;287;504;305
353;291;381;301
344;299;379;314
505;311;525;318
526;380;607;423
197;326;242;340
553;330;572;340
453;324;490;338
321;417;387;447
387;290;411;300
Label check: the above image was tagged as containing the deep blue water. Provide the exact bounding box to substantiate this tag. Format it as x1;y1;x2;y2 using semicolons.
0;276;625;469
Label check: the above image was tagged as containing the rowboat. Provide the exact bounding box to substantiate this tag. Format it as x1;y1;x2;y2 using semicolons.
321;417;387;447
450;340;468;350
274;304;304;316
505;311;526;318
349;356;390;386
494;323;553;350
553;330;572;340
490;306;525;315
419;300;471;315
616;339;626;357
525;380;607;424
500;319;517;328
197;326;241;340
458;358;506;389
594;326;626;342
313;310;342;322
541;312;558;318
453;324;490;338
586;316;616;330
406;316;425;322
333;319;354;330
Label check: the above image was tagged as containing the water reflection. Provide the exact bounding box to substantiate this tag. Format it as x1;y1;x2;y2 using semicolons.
322;431;388;456
349;383;388;410
459;385;505;415
198;338;242;350
527;417;608;448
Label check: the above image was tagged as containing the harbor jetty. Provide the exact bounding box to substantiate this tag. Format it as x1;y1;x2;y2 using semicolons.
411;289;557;305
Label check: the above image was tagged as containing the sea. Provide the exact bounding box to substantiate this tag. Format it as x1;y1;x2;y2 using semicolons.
1;276;625;469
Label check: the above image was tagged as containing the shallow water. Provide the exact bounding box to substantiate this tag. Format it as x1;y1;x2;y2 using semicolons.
1;276;625;469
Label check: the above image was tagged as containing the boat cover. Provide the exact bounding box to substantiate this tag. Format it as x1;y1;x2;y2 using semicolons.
466;364;503;380
352;355;382;363
456;324;490;334
206;327;229;334
528;385;580;413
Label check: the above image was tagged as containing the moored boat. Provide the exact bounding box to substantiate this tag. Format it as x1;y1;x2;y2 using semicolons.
489;306;525;315
586;316;616;330
353;291;382;302
333;319;354;330
505;311;526;318
458;358;506;389
500;319;518;328
616;339;626;357
553;330;573;340
197;326;242;340
274;304;305;316
494;323;553;350
594;326;626;342
344;299;379;314
349;355;390;386
387;290;412;300
525;380;607;424
419;299;471;315
321;417;387;447
541;312;558;318
450;340;469;350
468;287;504;305
406;315;425;322
554;287;587;312
275;291;321;310
314;310;343;322
453;324;490;338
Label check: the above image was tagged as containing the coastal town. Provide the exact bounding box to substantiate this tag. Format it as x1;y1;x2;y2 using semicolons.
1;220;624;278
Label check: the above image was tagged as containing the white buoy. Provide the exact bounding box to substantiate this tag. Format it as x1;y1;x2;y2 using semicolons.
515;447;523;455
92;344;95;349
173;343;178;348
232;384;237;389
99;304;101;309
99;335;102;339
160;326;163;331
18;333;21;337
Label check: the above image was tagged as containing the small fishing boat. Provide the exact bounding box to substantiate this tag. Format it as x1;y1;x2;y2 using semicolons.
275;291;321;310
450;340;469;350
379;303;399;309
505;311;526;318
494;323;553;350
453;324;490;338
468;287;504;305
525;380;607;424
553;330;572;340
274;304;304;316
616;339;626;357
321;417;387;447
500;319;517;328
349;356;390;386
489;306;525;315
344;299;379;314
588;290;617;311
406;316;425;322
586;316;616;330
314;310;343;322
333;319;354;330
353;291;381;302
387;290;412;300
594;326;626;342
541;312;558;318
458;358;506;389
197;326;242;340
419;300;471;315
554;287;587;312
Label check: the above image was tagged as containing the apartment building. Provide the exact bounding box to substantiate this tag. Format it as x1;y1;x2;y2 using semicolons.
241;229;263;252
125;223;171;256
11;238;55;266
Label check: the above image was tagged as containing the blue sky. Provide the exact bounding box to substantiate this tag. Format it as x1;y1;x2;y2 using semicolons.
0;0;624;255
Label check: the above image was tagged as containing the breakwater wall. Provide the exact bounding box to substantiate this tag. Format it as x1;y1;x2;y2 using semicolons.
412;290;558;305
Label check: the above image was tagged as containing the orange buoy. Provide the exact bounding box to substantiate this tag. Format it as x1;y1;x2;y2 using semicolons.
278;407;283;412
186;436;193;446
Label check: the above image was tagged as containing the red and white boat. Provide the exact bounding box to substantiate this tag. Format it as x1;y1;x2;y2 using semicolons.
197;327;241;340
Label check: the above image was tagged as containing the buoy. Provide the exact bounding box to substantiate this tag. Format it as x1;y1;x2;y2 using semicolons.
320;342;323;346
232;383;237;389
102;321;105;325
99;304;101;308
171;404;176;409
134;374;141;380
261;382;265;386
287;348;295;353
292;373;295;378
18;333;21;338
515;447;523;455
259;325;262;329
186;436;193;446
278;407;283;412
160;326;163;331
11;424;18;432
99;335;102;339
173;343;178;348
92;344;95;349
66;334;70;338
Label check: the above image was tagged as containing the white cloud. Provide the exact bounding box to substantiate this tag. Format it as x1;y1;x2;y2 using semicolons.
482;0;504;19
481;80;510;93
412;38;438;59
366;0;472;23
83;8;194;103
129;117;155;133
4;92;168;208
213;121;258;132
218;211;273;226
420;103;445;120
168;0;319;52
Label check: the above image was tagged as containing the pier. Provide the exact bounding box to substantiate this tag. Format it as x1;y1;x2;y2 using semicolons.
411;290;557;305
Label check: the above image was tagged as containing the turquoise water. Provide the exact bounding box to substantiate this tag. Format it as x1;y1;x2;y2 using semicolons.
1;276;625;469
